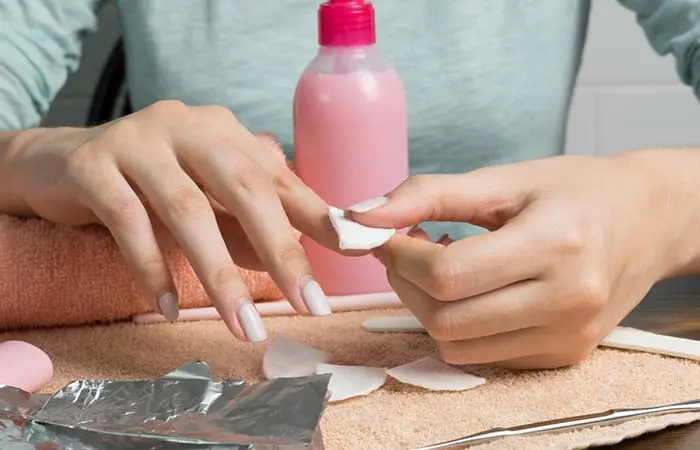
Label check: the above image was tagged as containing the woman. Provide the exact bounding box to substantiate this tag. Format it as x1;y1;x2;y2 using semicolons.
0;0;699;368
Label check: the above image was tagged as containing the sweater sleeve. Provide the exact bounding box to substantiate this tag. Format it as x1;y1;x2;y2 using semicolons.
619;0;700;98
0;0;104;130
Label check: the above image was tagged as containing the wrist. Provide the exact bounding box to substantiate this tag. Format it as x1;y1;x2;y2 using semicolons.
0;127;79;217
615;148;700;279
0;129;39;216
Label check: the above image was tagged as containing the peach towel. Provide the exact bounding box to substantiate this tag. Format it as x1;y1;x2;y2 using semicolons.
0;214;282;331
2;309;699;449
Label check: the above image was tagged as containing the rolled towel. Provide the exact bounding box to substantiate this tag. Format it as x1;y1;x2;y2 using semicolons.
0;214;282;331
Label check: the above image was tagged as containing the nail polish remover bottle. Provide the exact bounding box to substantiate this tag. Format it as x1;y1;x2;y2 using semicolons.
294;0;409;295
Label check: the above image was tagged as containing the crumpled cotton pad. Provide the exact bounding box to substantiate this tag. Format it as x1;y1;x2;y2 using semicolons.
328;206;396;250
316;363;387;402
386;357;486;391
262;336;330;379
263;337;486;398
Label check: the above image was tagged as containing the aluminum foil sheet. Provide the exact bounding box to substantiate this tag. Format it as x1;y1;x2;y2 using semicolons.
0;360;329;449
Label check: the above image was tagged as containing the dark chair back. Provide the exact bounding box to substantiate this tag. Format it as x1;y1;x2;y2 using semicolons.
86;38;132;126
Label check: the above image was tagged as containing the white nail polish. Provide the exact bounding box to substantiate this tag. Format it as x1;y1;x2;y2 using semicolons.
237;301;267;342
158;292;179;322
347;196;388;213
301;279;332;316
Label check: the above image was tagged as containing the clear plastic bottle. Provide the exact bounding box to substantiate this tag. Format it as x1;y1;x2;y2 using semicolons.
294;0;408;295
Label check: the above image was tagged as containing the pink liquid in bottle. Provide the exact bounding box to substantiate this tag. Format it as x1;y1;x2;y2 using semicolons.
294;0;409;295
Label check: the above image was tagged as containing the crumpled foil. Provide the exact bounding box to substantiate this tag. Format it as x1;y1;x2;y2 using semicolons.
0;360;330;449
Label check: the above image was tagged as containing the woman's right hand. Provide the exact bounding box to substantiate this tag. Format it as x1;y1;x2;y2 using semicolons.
1;100;337;342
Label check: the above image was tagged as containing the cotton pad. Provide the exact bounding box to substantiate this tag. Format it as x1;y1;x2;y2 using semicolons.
316;363;387;402
386;357;486;392
328;206;396;250
262;336;330;379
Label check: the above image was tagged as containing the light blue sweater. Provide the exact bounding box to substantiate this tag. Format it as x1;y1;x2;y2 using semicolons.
1;0;700;237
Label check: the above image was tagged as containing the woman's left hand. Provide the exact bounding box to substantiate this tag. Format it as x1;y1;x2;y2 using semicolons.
348;151;700;369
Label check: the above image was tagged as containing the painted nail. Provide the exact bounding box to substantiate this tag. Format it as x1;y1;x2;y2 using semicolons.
347;196;389;213
300;278;332;316
237;300;267;342
158;292;179;322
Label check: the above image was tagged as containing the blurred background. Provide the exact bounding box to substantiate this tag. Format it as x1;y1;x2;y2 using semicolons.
43;0;700;297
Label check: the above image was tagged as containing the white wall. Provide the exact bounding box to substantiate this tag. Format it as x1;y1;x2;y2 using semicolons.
46;1;700;155
566;0;700;156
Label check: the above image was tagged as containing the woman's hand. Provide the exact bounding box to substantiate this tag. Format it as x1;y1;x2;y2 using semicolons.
1;101;336;341
349;152;700;369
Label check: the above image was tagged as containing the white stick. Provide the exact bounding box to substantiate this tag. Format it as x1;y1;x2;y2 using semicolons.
360;316;700;362
601;326;700;362
132;292;403;324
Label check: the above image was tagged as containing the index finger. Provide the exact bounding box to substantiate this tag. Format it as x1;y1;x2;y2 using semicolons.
276;169;342;251
373;225;544;301
221;122;340;251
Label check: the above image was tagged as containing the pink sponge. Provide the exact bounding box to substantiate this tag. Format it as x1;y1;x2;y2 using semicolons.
0;340;53;392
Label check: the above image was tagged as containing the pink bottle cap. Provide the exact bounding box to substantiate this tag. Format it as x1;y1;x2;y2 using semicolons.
0;340;53;392
318;0;376;47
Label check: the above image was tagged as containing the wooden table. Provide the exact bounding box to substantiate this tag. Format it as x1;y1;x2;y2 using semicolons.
597;278;700;449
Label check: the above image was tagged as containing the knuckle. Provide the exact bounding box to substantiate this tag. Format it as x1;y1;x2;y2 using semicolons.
145;99;189;121
136;256;169;287
574;321;603;351
193;106;243;142
273;241;308;266
234;166;273;194
404;174;433;190
571;274;608;316
553;323;600;366
211;265;243;292
64;144;98;181
101;196;145;230
108;117;143;140
271;163;299;190
551;227;585;255
437;342;466;365
423;307;456;341
400;174;447;224
199;104;237;122
163;186;209;218
426;255;461;300
256;132;282;149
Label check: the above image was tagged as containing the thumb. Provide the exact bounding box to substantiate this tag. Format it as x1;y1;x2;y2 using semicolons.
347;170;531;230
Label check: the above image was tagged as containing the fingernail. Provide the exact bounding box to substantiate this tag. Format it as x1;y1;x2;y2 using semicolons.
237;299;267;342
158;292;179;322
300;278;332;316
347;196;388;213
